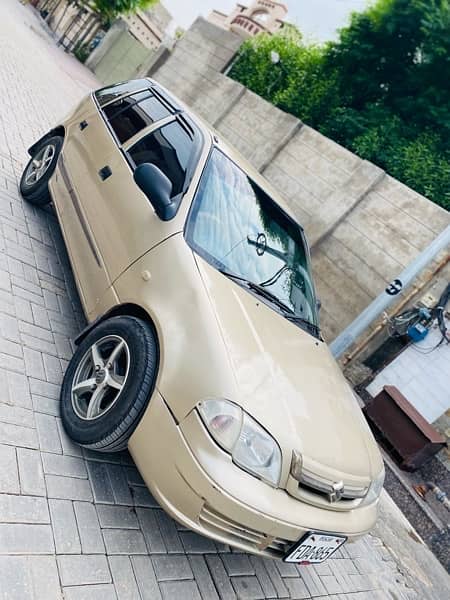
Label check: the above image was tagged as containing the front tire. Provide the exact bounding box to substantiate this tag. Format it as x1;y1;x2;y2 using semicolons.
20;135;63;206
61;316;158;452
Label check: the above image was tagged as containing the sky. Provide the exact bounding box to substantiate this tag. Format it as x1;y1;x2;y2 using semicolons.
162;0;371;42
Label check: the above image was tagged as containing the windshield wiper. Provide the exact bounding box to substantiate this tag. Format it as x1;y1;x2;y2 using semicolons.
219;268;321;339
219;269;294;314
285;315;321;338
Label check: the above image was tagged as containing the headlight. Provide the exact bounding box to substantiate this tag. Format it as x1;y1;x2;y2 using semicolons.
198;399;282;487
360;467;385;507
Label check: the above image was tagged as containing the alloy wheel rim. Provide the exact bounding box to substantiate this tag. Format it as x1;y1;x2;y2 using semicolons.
25;143;55;185
71;335;130;421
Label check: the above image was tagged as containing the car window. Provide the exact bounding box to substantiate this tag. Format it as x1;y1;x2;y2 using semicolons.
103;92;172;144
94;79;149;106
128;121;194;197
186;149;318;326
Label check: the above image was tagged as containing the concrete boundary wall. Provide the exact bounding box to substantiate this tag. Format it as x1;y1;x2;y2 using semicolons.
86;21;155;85
150;18;450;343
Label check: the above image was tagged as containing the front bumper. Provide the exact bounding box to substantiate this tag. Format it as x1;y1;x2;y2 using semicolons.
128;392;378;558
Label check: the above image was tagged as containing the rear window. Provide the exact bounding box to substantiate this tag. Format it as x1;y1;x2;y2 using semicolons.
128;121;195;197
94;79;149;106
103;91;172;144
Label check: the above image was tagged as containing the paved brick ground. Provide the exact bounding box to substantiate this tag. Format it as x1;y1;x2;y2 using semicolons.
0;2;440;599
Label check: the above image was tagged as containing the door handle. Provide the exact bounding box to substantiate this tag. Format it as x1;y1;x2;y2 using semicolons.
79;120;88;131
99;166;112;181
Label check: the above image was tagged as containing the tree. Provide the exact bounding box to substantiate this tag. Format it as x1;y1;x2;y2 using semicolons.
325;0;450;137
229;34;338;126
229;0;450;210
92;0;158;25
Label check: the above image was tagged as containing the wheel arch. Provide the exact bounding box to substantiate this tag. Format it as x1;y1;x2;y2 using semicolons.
28;126;65;157
75;303;160;350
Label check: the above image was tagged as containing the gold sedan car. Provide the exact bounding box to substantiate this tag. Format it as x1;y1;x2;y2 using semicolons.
20;78;384;564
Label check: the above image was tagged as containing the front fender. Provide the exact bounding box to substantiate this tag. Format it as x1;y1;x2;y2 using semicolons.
111;234;238;422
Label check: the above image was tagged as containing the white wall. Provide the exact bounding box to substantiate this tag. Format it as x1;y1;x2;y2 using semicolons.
366;325;450;423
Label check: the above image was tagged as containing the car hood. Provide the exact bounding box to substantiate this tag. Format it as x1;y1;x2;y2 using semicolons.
196;256;381;482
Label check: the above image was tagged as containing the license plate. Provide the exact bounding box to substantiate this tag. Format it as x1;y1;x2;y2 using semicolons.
284;532;347;564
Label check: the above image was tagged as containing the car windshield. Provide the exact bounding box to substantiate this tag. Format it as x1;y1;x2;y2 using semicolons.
186;149;319;328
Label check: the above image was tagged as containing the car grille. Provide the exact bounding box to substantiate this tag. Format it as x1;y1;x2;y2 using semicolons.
288;470;368;511
198;504;291;558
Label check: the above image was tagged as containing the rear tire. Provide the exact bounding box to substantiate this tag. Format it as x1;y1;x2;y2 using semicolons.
20;135;63;206
60;316;159;452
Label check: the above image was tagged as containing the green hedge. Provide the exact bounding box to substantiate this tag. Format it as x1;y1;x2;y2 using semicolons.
229;0;450;210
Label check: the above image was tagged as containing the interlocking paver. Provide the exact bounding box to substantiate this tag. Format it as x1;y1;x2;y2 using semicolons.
0;493;48;524
42;452;87;478
297;565;328;597
17;446;46;496
0;351;25;373
2;368;31;408
261;558;290;598
0;312;19;341
180;530;217;554
46;473;93;501
106;463;134;506
0;444;19;494
232;576;266;600
23;346;45;379
56;417;84;458
0;420;39;449
132;555;163;600
130;482;159;507
97;504;140;530
74;501;106;554
189;555;221;600
63;584;118;600
108;555;141;600
35;412;62;453
32;393;61;416
87;460;116;504
159;580;202;600
152;554;193;581
205;555;237;600
0;556;62;600
283;577;311;599
57;554;111;586
155;509;184;553
0;403;34;428
223;553;255;577
0;2;444;599
0;522;54;554
49;498;81;554
136;507;166;554
103;528;148;555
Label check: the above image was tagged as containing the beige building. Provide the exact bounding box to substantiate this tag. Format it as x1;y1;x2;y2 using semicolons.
208;1;288;37
123;2;174;50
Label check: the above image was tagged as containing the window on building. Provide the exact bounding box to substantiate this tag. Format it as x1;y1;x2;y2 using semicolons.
252;10;270;23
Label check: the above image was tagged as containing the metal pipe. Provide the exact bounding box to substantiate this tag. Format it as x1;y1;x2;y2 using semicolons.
330;224;450;359
340;254;450;366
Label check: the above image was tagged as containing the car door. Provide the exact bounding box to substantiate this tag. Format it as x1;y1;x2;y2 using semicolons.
57;84;168;314
55;93;118;316
75;87;203;291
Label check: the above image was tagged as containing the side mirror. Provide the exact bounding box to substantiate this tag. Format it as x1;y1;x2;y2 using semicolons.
133;163;175;221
